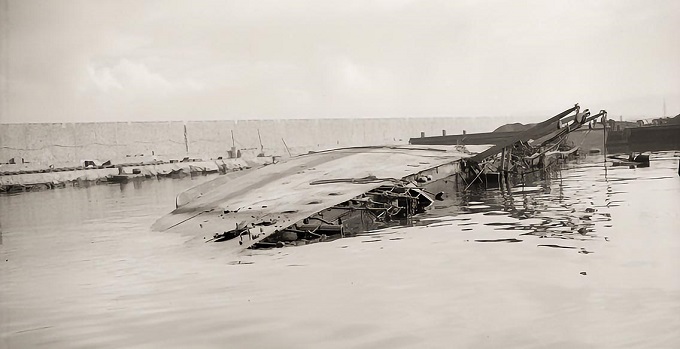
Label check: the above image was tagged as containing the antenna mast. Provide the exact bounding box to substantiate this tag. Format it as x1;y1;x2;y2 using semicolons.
663;98;667;117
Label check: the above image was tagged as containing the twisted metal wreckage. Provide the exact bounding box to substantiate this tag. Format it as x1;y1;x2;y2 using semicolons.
460;104;608;189
152;104;606;251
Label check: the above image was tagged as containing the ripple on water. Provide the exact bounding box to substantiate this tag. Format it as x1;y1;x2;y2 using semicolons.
413;152;680;258
1;152;679;348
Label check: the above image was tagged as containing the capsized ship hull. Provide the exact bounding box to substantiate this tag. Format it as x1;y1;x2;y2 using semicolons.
152;145;490;253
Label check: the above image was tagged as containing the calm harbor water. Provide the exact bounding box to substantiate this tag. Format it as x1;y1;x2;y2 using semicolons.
1;152;679;348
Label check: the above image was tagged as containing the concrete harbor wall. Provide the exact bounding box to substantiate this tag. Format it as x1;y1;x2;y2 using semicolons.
0;159;252;191
0;117;516;167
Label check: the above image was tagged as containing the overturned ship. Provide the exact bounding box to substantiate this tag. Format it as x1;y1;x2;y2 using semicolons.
153;104;604;251
152;145;491;252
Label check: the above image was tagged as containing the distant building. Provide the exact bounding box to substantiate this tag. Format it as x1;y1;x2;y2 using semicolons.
637;115;680;126
606;120;637;131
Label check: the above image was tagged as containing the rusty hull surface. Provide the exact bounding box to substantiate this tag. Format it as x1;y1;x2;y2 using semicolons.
152;145;488;253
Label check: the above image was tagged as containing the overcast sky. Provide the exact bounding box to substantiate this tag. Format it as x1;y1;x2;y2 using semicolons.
0;0;678;123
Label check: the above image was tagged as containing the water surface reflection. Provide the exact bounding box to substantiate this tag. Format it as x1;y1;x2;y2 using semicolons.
412;152;679;256
1;153;679;349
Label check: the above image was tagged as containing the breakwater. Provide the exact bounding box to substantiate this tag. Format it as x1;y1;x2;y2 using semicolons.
0;117;516;167
0;158;255;193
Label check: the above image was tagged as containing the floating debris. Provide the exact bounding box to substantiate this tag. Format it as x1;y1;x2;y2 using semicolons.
537;244;577;249
474;238;522;243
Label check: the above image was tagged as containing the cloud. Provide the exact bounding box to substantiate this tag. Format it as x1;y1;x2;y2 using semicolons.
85;59;203;94
1;0;679;123
86;64;124;92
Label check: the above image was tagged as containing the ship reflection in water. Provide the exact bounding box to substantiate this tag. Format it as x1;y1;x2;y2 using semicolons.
0;152;679;349
414;165;615;253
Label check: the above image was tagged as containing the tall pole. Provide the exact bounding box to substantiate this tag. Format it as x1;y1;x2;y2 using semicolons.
602;114;608;178
500;148;506;191
282;138;292;157
230;130;237;158
506;146;512;192
183;124;189;154
663;98;667;117
603;115;607;158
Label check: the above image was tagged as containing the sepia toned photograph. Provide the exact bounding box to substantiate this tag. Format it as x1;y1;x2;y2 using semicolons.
1;1;679;348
